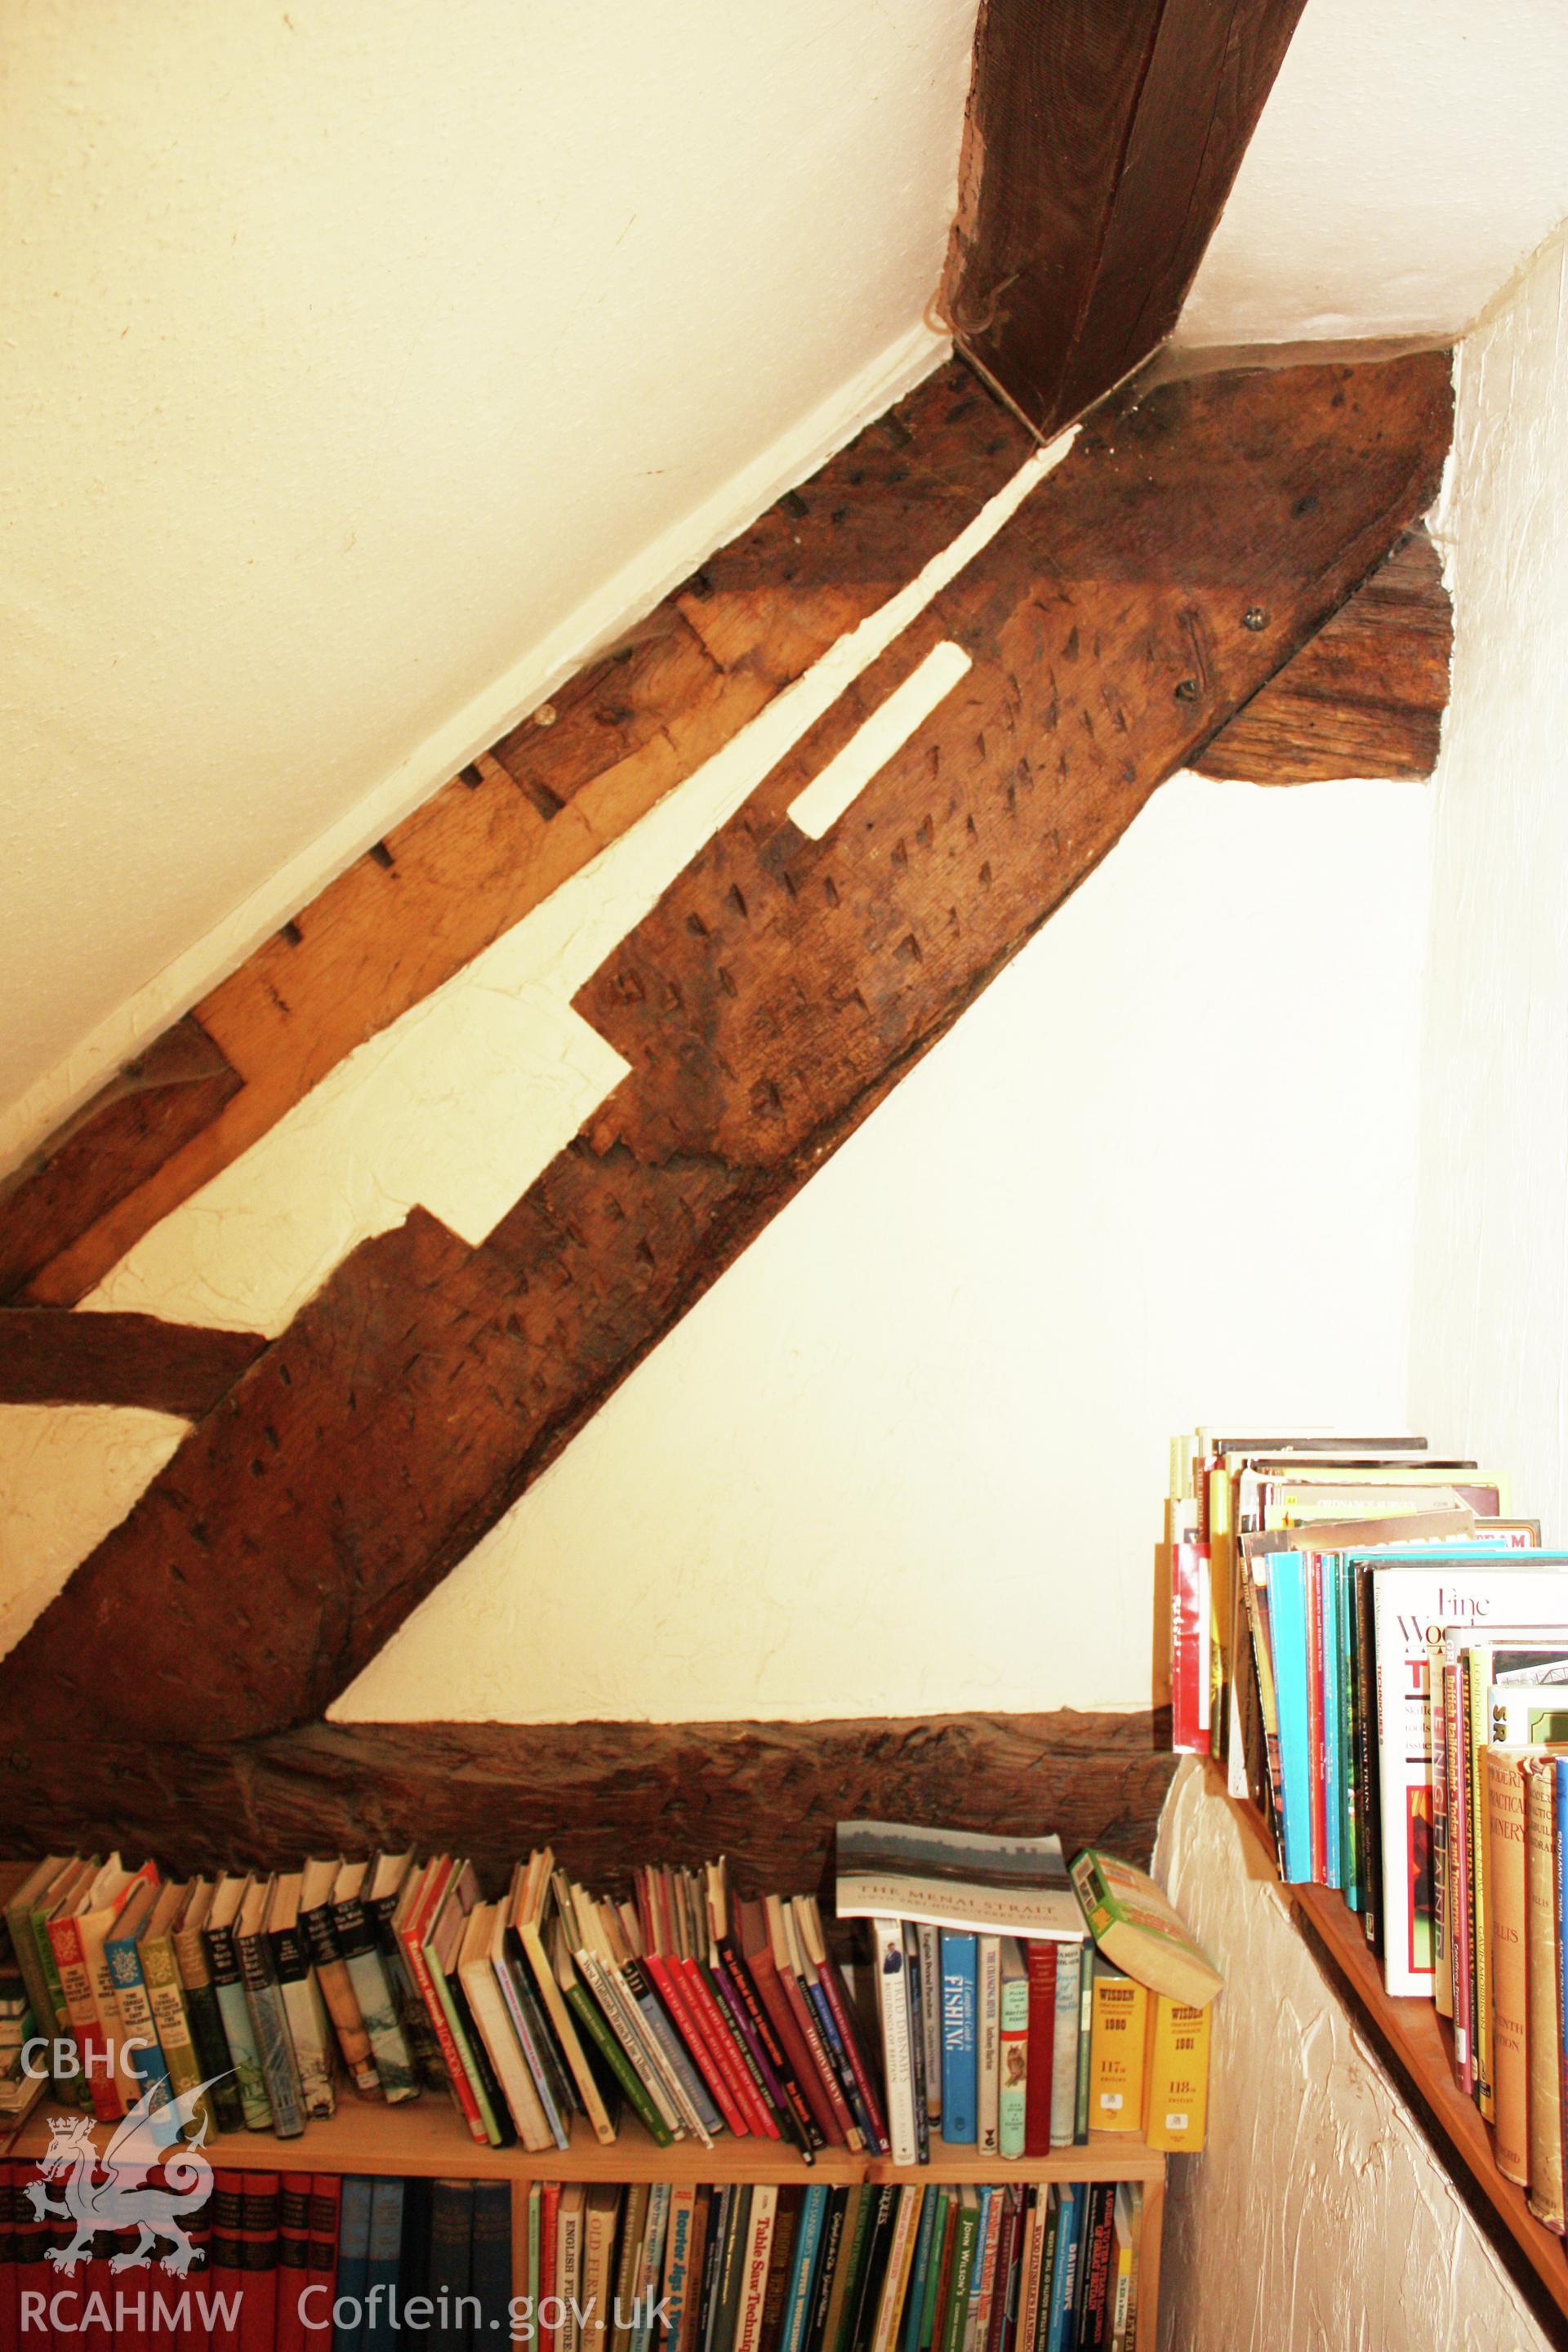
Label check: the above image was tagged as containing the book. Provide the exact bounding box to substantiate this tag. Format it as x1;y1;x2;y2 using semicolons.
974;1938;1000;2160
937;1933;976;2147
1068;1851;1221;2011
1522;1758;1564;2231
237;1875;305;2138
336;1863;420;2106
1142;1994;1211;2152
836;1826;1083;1944
1087;1967;1148;2136
204;1874;274;2132
1486;1748;1531;2185
363;2180;407;2352
996;1942;1028;2162
458;1902;554;2151
514;1853;617;2146
265;1876;336;2121
870;1919;918;2169
174;1879;245;2134
139;1881;216;2137
469;2181;511;2350
1021;1945;1056;2160
428;2179;473;2352
298;1860;380;2098
103;1881;178;2132
1047;1944;1079;2153
735;2184;778;2352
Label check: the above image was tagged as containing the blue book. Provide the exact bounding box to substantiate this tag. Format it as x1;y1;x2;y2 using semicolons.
938;1930;978;2145
899;2188;941;2352
781;2185;829;2352
965;2188;993;2343
1339;1559;1361;1911
1265;1552;1312;1882
363;2179;405;2352
1321;1555;1343;1890
1044;2183;1080;2352
103;1899;178;2141
334;2178;375;2352
469;2181;511;2349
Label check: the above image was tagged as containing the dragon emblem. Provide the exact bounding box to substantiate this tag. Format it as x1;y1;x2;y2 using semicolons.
24;2076;222;2274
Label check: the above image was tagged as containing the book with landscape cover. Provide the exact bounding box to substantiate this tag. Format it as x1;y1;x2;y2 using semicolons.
836;1825;1083;1943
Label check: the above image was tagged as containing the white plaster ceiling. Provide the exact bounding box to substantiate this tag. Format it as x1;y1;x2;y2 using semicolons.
2;0;1566;1161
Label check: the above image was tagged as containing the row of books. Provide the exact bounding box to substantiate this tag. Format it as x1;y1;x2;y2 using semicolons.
0;2165;1147;2352
832;1830;1219;2165
0;1855;886;2160
1165;1423;1568;2231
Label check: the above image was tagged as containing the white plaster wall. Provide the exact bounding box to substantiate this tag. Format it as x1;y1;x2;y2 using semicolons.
0;0;974;1152
0;1407;185;1665
1154;1762;1553;2352
337;769;1430;1725
1408;223;1568;1545
1178;0;1568;347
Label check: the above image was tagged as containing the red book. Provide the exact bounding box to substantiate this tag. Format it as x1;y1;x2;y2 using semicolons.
394;1862;486;2146
11;2163;48;2352
736;1905;836;2149
179;2206;212;2352
43;1918;118;2128
81;2231;114;2352
303;2178;340;2352
0;2162;16;2352
1169;1539;1211;1757
236;2174;278;2352
760;1916;859;2151
677;1951;779;2140
1022;1944;1057;2158
642;1950;749;2139
113;2229;149;2352
207;2174;245;2352
537;2183;560;2352
274;2177;314;2352
805;1927;889;2153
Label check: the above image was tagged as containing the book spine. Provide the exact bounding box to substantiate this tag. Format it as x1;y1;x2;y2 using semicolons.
623;1957;719;2143
1468;1649;1497;2114
1434;1657;1456;2024
903;1929;929;2168
237;2172;280;2352
1021;1946;1055;2161
1352;1566;1382;1952
675;1953;776;2141
1142;1997;1210;2153
938;1934;977;2148
336;1902;420;2105
645;1953;746;2137
1526;1761;1565;2233
46;1918;121;2125
1046;1946;1078;2153
140;1933;215;2133
936;2201;978;2352
469;2180;510;2348
1450;1663;1476;2091
975;1939;1000;2160
898;2189;940;2352
270;1927;337;2120
812;1945;890;2154
494;1947;571;2150
298;1903;381;2097
915;1929;942;2134
716;1947;829;2158
275;2176;313;2352
395;1924;488;2146
430;1956;508;2149
305;2177;341;2352
1073;1958;1093;2147
519;1921;617;2147
734;2185;777;2352
103;1934;177;2129
172;1926;245;2132
575;1950;683;2137
204;1922;274;2132
1486;1750;1530;2185
870;1921;918;2170
562;1976;672;2147
997;1969;1028;2162
238;1932;305;2137
1086;1971;1147;2137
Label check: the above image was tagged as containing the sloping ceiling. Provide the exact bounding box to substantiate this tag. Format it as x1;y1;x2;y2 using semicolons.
3;0;1566;1166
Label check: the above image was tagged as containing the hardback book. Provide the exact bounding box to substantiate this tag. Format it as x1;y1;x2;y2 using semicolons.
559;1880;688;2142
469;2180;511;2350
734;1893;832;2154
1022;1943;1056;2160
205;1872;274;2131
308;2175;341;2351
1142;1994;1211;2152
1087;1966;1148;2136
1371;1553;1568;1998
760;1895;861;2153
780;2188;828;2352
1074;1957;1094;2145
734;2183;778;2352
175;1878;245;2132
335;1861;420;2105
495;1868;573;2149
102;1881;178;2132
457;1900;554;2152
47;1855;140;2123
580;2181;618;2351
915;1927;942;2134
266;1874;336;2119
938;1931;976;2146
869;1918;918;2168
238;1873;305;2137
427;1864;511;2149
427;2178;473;2352
996;1941;1029;2160
373;1854;450;2095
514;1851;617;2145
395;1859;488;2146
139;1879;216;2135
597;1890;721;2146
937;2191;979;2352
694;1881;791;2147
662;2186;701;2352
1044;2182;1080;2352
1484;1748;1532;2185
1048;1941;1079;2152
1070;1851;1222;2011
795;1898;887;2153
364;2178;408;2352
552;1917;670;2147
975;1937;1001;2159
637;1872;751;2140
836;1824;1084;1944
608;2180;651;2352
1523;1758;1565;2232
277;2175;314;2352
298;1857;380;2098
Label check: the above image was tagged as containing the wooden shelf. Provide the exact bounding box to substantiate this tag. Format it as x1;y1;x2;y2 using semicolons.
9;2094;1165;2186
1218;1771;1568;2345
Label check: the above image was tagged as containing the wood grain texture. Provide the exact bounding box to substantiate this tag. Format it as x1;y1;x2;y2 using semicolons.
0;1710;1176;1891
0;1308;265;1417
945;0;1310;439
1196;526;1452;782
0;1018;240;1303
10;367;1031;1312
0;351;1453;1762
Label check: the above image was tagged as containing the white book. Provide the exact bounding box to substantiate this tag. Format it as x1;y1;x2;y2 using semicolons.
733;2185;777;2352
975;1936;1000;2157
1373;1556;1568;1997
871;1916;918;2167
1049;1942;1080;2149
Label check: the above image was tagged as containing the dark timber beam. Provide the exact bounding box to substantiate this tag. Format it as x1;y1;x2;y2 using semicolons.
943;0;1311;439
0;349;1454;1773
0;1308;265;1419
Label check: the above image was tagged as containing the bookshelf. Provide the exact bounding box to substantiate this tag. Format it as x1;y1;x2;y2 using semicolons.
8;2100;1166;2346
1220;1770;1568;2342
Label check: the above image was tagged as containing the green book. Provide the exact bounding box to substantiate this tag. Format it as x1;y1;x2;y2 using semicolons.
562;1971;673;2146
916;2189;952;2352
937;2193;980;2352
1073;1953;1094;2144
